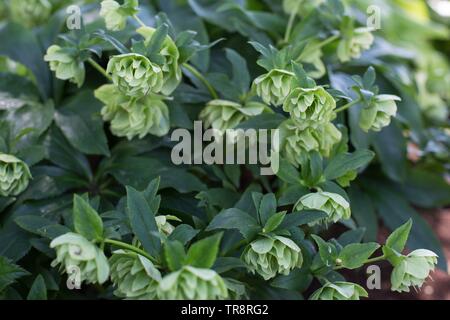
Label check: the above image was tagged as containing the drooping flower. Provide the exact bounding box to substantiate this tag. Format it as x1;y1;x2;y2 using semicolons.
310;282;368;300
9;0;52;28
44;45;85;87
280;120;342;166
298;41;326;79
242;235;303;280
109;250;161;300
283;86;336;129
337;28;374;63
0;154;32;197
100;0;137;31
390;249;438;293
359;94;399;132
95;84;170;140
295;191;351;225
200;100;268;132
155;215;179;236
254;69;295;106
107;53;164;97
158;266;228;300
50;233;110;285
137;26;182;95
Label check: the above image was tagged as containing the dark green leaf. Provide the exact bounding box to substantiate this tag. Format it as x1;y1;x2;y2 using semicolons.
185;233;222;268
73;195;104;242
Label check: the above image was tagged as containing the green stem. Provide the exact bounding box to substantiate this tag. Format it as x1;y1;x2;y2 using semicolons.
87;58;111;81
364;254;386;264
133;15;147;28
284;4;300;43
104;239;158;264
182;63;219;99
335;99;361;113
296;34;340;62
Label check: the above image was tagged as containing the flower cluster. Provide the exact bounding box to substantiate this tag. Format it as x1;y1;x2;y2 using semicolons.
200;100;268;132
158;266;228;300
95;84;169;140
9;0;52;28
310;282;368;300
295;191;351;226
50;233;110;285
242;235;303;280
0;154;32;197
390;249;438;293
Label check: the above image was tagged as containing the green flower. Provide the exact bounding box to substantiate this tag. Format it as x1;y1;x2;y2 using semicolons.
137;26;182;95
44;45;85;87
158;266;228;300
100;0;135;31
416;72;448;122
337;28;374;63
336;170;357;187
9;0;52;28
0;154;32;197
155;215;179;236
110;250;161;300
295;191;351;225
359;95;399;132
242;235;303;280
107;53;164;97
254;69;295;106
50;233;110;285
95;84;170;140
298;41;326;79
280;120;342;166
310;282;368;300
391;249;438;293
283;86;336;129
200;100;268;131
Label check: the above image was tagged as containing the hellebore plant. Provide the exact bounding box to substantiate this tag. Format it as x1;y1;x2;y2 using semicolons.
0;0;448;302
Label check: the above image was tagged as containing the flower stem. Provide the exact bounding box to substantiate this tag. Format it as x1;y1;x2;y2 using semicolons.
133;15;147;28
87;58;111;81
365;254;386;264
104;239;158;264
335;99;361;113
283;5;300;43
182;63;219;99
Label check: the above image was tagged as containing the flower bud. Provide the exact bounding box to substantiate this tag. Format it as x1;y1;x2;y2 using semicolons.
9;0;52;28
359;95;399;132
155;215;179;236
200;100;268;132
95;85;170;140
110;250;161;299
137;27;182;95
391;249;437;293
50;233;110;285
280;120;342;166
337;28;374;63
283;86;336;129
44;45;85;87
295;191;351;225
254;69;295;106
100;0;128;31
242;235;303;280
0;154;32;197
158;266;228;300
310;282;368;300
107;53;164;97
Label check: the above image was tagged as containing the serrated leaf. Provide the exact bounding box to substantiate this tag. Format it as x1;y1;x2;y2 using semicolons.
385;219;412;253
0;256;29;292
73;195;103;242
164;241;186;272
185;233;222;268
324;149;374;180
206;208;260;239
126;186;161;258
338;243;380;269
